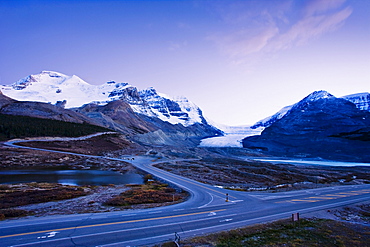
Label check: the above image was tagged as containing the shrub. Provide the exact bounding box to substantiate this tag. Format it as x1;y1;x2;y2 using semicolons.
0;187;88;208
0;209;29;220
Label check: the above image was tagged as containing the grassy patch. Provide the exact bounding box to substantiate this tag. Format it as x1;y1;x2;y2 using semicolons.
179;218;370;247
104;176;186;207
0;183;89;209
0;209;29;220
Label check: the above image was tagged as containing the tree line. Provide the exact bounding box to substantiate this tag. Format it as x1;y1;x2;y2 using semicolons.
0;113;112;141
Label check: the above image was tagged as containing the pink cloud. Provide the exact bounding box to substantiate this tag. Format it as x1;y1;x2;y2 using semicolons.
210;0;352;66
271;6;353;51
211;25;279;58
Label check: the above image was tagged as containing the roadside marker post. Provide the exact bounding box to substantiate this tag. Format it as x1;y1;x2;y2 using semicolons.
292;212;300;227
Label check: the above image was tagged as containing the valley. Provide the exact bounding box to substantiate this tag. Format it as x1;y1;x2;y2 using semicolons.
1;133;369;219
1;135;370;246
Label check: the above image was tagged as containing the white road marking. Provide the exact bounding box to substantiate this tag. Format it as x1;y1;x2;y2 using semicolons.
37;231;59;239
220;219;233;222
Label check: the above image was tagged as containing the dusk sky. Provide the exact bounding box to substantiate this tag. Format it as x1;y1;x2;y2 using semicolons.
1;0;369;126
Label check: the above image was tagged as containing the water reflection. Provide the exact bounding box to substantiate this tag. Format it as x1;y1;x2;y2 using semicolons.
0;169;143;185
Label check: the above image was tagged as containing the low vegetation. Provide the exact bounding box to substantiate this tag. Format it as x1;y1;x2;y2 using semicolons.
0;183;88;210
104;175;187;207
0;209;28;220
173;218;370;247
0;113;112;141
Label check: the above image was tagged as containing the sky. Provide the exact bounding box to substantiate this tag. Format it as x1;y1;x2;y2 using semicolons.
0;0;369;126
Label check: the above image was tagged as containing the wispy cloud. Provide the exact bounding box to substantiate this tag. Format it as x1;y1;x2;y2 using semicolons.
168;40;188;51
208;0;352;67
270;6;352;52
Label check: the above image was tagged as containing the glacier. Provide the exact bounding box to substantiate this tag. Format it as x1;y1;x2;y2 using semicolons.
199;125;263;147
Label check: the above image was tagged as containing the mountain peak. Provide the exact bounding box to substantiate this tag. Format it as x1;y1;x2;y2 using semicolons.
40;71;67;77
11;71;72;90
292;90;335;111
301;90;334;102
251;90;335;129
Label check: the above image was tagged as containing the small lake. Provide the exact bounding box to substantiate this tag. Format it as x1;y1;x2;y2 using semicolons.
0;169;144;186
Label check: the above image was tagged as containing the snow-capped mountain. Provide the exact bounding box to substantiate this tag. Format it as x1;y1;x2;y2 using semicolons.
251;105;292;129
342;92;370;111
243;91;370;161
1;71;207;127
251;90;369;129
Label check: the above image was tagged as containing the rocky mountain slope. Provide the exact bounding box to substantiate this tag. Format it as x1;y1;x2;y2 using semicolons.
75;100;221;147
252;91;370;128
243;91;370;162
0;72;221;147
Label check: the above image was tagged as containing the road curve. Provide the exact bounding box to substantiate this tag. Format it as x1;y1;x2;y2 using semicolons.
1;134;370;246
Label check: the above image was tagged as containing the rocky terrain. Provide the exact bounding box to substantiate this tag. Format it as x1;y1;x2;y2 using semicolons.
75;100;221;147
154;155;370;191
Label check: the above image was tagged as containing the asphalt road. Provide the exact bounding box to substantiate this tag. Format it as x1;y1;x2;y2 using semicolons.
1;138;370;246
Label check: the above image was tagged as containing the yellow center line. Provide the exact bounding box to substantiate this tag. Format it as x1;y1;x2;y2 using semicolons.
291;199;320;202
154;166;237;199
337;192;362;196
0;209;226;239
308;196;337;200
324;194;349;197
